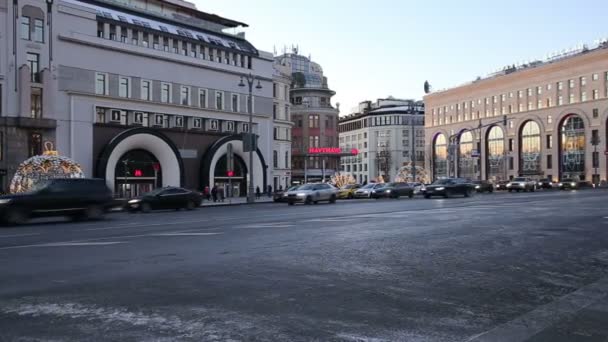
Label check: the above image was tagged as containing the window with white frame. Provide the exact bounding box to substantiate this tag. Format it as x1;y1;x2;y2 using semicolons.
580;76;586;86
175;116;184;127
134;112;144;124
569;93;575;103
110;109;122;122
592;73;599;81
95;73;108;95
118;77;130;98
141;80;151;101
569;79;575;89
199;89;207;108
231;94;239;112
581;91;587;102
154;114;164;126
593;89;599;100
215;91;224;110
209;119;219;131
558;95;563;106
161;83;171;103
226;121;234;132
558;82;563;90
193;118;202;129
180;86;190;106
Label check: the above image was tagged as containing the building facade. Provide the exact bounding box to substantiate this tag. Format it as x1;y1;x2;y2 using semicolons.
0;0;275;196
271;60;292;190
339;98;425;184
424;44;608;184
275;51;339;184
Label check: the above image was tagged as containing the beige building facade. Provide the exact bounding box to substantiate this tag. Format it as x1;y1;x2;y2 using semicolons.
424;45;608;184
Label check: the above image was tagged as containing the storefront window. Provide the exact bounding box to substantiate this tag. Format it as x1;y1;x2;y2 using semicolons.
560;115;585;180
433;133;448;180
520;121;541;175
486;126;505;181
458;131;475;179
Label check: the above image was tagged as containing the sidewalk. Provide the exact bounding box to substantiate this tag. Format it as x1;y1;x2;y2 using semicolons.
200;196;274;207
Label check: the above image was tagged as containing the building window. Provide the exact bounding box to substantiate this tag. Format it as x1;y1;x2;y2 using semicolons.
547;115;552;124
537;100;542;109
118;77;130;98
272;83;277;98
569;93;575;104
141;80;151;101
537;86;542;95
558;82;563;90
96;107;105;123
593;89;599;100
34;19;44;43
580;76;586;86
546;134;553;149
26;53;40;83
527;88;532;97
285;105;289;120
273;104;277;119
199;89;207;108
309;114;319;128
28;133;42;157
193;118;202;129
546;98;552;107
509;138;514;152
31;87;42;118
308;135;320;147
593;73;599;81
180;86;190;105
547;84;552;90
232;94;239;112
547;155;553;169
273;150;278;168
581;91;587;102
175;116;184;127
161;83;171;103
21;16;31;40
518;91;523;98
215;91;224;110
558;95;563;106
285;152;289;169
593;108;599;118
569;79;575;89
95;73;107;95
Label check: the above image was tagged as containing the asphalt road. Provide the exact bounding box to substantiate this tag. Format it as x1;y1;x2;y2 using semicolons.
1;190;608;341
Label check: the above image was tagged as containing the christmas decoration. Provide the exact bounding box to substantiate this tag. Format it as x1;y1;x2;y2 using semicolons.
395;162;429;183
9;142;84;194
331;172;356;188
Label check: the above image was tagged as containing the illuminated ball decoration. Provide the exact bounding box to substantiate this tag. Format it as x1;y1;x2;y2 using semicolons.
9;143;84;194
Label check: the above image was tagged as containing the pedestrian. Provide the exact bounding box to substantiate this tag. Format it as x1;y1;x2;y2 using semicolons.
279;185;283;192
211;185;218;202
267;185;272;198
255;186;261;199
203;185;210;201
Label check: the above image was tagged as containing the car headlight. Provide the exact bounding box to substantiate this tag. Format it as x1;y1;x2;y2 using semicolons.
436;187;445;191
297;193;307;197
558;183;563;186
386;190;391;193
538;183;542;186
549;182;553;186
571;182;576;187
128;199;141;204
475;185;480;189
0;199;12;204
507;184;512;187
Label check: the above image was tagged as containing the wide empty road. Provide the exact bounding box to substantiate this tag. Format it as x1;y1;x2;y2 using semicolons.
1;190;608;341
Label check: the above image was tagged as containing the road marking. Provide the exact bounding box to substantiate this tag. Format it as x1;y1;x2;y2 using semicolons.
0;233;41;239
0;241;126;250
237;223;294;229
466;275;608;342
84;219;211;231
148;233;222;237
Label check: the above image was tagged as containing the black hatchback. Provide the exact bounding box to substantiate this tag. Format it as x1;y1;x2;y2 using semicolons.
0;178;114;225
371;183;415;199
126;187;203;213
424;178;476;198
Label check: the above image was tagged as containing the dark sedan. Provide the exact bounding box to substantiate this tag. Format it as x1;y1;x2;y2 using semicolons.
472;180;494;193
371;183;414;199
495;180;510;191
537;178;554;189
424;178;476;198
126;187;203;213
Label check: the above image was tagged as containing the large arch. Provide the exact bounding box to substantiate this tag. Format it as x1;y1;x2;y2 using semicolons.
432;133;448;180
486;125;505;181
96;128;184;193
559;114;586;180
200;135;268;193
519;120;542;176
458;131;475;179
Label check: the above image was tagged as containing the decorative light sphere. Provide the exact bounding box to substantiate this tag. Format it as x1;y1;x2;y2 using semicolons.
9;146;84;194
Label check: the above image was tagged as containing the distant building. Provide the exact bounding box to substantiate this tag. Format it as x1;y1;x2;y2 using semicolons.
0;0;275;196
424;42;608;184
275;51;339;184
339;98;425;184
272;61;293;190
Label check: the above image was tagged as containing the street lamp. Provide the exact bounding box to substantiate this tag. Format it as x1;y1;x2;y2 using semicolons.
238;73;262;203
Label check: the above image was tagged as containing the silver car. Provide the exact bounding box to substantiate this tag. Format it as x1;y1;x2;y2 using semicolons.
507;177;537;192
353;183;384;198
286;183;338;205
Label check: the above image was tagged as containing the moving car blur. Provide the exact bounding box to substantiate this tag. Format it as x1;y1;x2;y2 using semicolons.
337;184;361;199
353;183;384;198
286;183;338;205
126;187;203;213
424;178;476;198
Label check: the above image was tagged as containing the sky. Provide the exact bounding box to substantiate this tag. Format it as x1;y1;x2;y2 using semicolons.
195;0;608;116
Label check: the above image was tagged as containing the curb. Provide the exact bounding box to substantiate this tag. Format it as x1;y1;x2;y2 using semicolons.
109;199;275;212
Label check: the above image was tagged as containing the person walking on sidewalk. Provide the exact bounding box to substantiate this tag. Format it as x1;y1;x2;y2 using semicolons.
211;185;218;202
203;186;210;201
267;185;272;198
255;186;261;199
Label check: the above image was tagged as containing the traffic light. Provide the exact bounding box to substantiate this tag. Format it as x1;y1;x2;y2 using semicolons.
227;170;234;177
134;169;143;177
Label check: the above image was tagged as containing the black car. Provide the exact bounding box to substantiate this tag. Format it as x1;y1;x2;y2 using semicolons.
558;179;579;190
126;187;203;212
424;178;476;198
495;180;510;191
371;182;415;199
537;178;554;189
0;178;114;225
472;180;494;193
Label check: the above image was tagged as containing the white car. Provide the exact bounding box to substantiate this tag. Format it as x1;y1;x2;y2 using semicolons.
354;183;384;198
507;177;537;192
408;182;425;194
286;183;338;205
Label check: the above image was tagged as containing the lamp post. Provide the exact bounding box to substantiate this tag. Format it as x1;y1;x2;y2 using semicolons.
591;134;600;187
239;73;262;203
411;110;416;182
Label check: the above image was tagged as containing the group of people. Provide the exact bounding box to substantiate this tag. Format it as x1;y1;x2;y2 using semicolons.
254;185;278;199
202;185;225;202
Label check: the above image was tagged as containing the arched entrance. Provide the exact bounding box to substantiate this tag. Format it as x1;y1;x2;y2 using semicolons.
458;131;475;179
213;154;248;197
559;114;585;180
96;128;184;194
433;133;448;180
115;149;162;198
486;126;505;181
520;121;542;176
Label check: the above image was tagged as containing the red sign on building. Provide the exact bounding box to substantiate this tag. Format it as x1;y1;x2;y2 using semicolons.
308;147;359;155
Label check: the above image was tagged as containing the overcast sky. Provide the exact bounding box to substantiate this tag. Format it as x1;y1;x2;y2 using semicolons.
196;0;608;115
